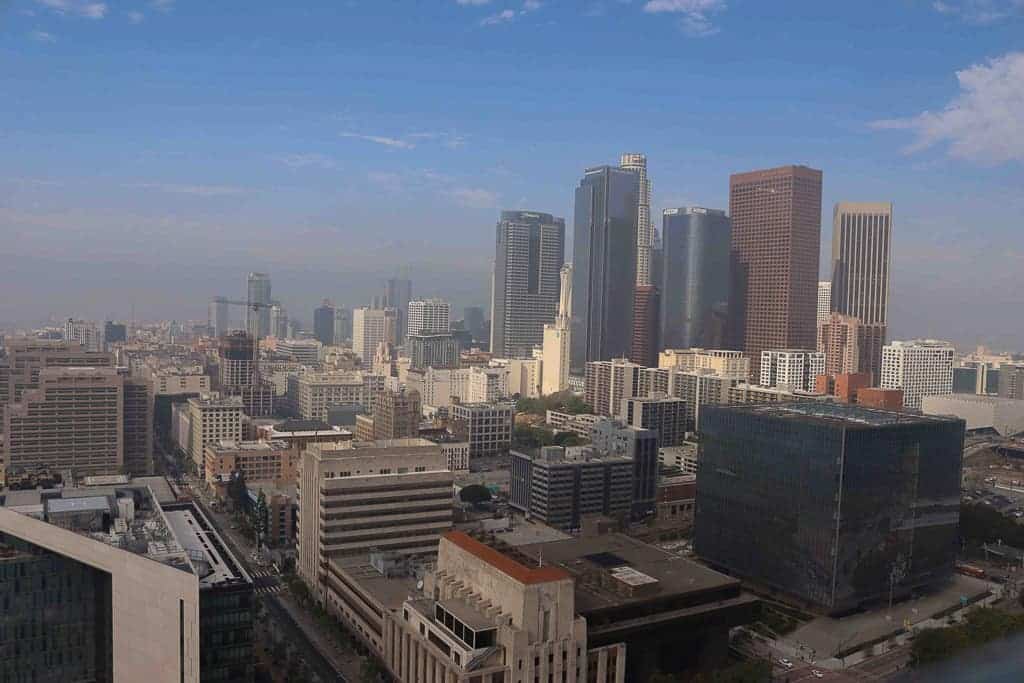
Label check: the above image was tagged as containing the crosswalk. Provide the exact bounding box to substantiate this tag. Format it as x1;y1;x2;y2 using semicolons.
256;583;284;595
250;568;276;579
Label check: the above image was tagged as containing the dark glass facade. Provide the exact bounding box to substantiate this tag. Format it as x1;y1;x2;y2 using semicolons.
660;208;731;349
0;532;113;682
695;403;964;613
200;583;254;682
313;303;335;346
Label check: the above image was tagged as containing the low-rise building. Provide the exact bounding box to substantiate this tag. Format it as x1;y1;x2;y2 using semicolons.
204;439;297;485
255;419;352;454
620;395;686;447
589;419;659;517
450;401;515;458
922;394;1024;437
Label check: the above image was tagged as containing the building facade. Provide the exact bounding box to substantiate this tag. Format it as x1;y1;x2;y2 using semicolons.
816;281;831;347
408;333;459;370
353;307;397;365
246;271;272;338
542;263;573;395
881;340;955;409
407;299;452;337
629;284;660;368
450;402;515;458
186;395;244;469
383;277;413;345
759;349;825;393
314;300;336;346
589;419;659;516
372;387;422;440
621;395;687;447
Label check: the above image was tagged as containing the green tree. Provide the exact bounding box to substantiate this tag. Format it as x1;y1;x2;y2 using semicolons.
253;489;269;548
459;484;493;505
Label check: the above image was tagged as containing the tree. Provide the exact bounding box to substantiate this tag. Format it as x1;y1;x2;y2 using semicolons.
253;489;269;549
459;484;493;505
228;468;249;512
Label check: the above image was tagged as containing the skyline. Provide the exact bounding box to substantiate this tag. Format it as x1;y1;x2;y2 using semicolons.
2;1;1023;348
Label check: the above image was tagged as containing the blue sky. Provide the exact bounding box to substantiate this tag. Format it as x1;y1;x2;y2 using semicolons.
1;0;1022;348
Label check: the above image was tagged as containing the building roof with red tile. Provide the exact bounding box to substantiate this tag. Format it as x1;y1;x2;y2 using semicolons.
443;531;571;585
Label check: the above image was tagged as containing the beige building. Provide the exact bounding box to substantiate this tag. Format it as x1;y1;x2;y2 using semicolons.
450;402;515;458
204;439;297;484
502;357;542;399
146;367;211;395
405;366;509;409
297;438;454;595
290;371;386;420
186;395;244;469
353;307;397;364
373;387;422;440
658;348;750;377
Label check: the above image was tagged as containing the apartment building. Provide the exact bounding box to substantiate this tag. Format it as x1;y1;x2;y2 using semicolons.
290;371;386;421
759;349;825;393
450;402;515;457
881;340;955;409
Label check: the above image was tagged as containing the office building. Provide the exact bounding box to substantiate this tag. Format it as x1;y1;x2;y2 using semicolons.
383;277;413;345
256;419;353;454
728;381;827;405
463;305;486;343
590;419;659;516
922;395;1024;437
658;347;750;376
352;307;396;365
372;387;422;440
510;446;634;530
571;165;639;370
585;358;646;417
542;263;573;395
660;207;731;349
489;210;566;358
209;296;230;338
620;153;652;286
186;395;244;469
289;371;385;421
407;298;451;336
881;339;955;409
760;348;825;393
269;302;288;339
816;281;831;347
333;306;353;344
63;318;101;352
999;364;1024;400
727;165;822;377
408;332;459;370
953;362;1000;395
696;402;964;613
0;485;253;683
818;312;885;382
122;373;154;476
450;401;515;457
218;331;257;387
103;320;127;347
621;395;687;447
830;202;893;382
204;439;297;484
246;271;272;338
629;284;660;368
405;366;508;409
276;338;322;364
857;387;905;410
313;299;336;346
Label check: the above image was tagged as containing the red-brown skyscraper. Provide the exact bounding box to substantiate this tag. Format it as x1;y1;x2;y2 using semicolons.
728;165;822;378
629;285;660;368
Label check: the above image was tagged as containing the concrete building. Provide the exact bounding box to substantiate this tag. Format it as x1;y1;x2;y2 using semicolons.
728;382;827;405
383;277;413;345
542;263;573;395
121;374;154;476
64;318;101;352
204;439;298;484
296;438;453;593
450;402;515;458
186;395;244;470
831;202;893;383
501;357;542;399
857;387;905;410
922;395;1024;437
816;281;831;347
146;366;210;396
373;387;422;440
490;211;566;359
590;419;659;516
621;395;687;447
353;307;397;365
406;366;508;409
407;298;452;336
256;419;352;454
290;371;385;420
814;371;871;404
510;446;634;530
584;358;646;418
657;348;750;377
246;271;272;338
727;165;822;377
1000;364;1024;400
313;299;336;346
759;348;825;393
818;312;886;382
408;332;459;370
881;339;955;409
621;152;652;286
660;207;731;350
0;484;254;683
276;338;322;364
571;165;639;370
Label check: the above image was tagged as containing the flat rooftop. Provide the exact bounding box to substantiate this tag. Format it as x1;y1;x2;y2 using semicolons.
329;554;421;610
713;401;962;428
516;533;739;613
164;504;250;587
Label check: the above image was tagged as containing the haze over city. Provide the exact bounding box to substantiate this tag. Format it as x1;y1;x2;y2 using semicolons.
2;0;1022;348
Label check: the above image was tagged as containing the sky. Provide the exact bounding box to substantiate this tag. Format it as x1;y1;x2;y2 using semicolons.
1;0;1022;349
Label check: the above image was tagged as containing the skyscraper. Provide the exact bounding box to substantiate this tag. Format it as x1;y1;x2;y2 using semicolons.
352;307;396;364
209;296;230;338
881;340;955;409
383;277;413;345
620;153;652;286
831;202;893;382
816;281;831;347
313;299;336;346
542;264;573;395
407;298;452;336
246;272;272;338
727;165;822;378
571;166;639;370
489;210;566;358
660;207;731;349
629;285;660;368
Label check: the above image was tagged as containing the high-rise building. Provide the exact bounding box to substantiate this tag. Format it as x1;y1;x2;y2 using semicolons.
696;403;963;613
542;263;573;395
727;165;822;377
63;318;101;352
352;307;396;365
831;202;893;381
218;331;257;387
186;395;244;469
881;340;955;409
313;299;336;346
103;320;127;347
620;153;653;286
816;281;831;347
269;302;289;339
209;296;230;338
407;298;451;336
333;306;352;343
383;277;413;344
463;306;486;342
759;349;825;393
408;333;459;370
584;358;646;418
246;272;272;338
818;313;885;382
489;210;566;358
660;207;731;350
372;387;422;440
571;166;639;370
999;364;1024;400
621;395;687;447
122;373;154;476
629;284;660;368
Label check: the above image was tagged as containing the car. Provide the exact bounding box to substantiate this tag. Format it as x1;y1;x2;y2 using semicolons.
778;658;793;669
812;670;825;679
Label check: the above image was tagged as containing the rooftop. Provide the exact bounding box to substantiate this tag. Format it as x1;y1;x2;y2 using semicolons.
711;401;963;428
272;418;336;433
444;531;570;585
329;554;422;610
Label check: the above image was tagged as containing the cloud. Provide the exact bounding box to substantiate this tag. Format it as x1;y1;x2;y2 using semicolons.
456;0;492;5
150;0;174;11
933;0;1024;24
642;0;726;36
127;10;144;23
448;187;500;209
481;9;516;24
35;0;108;18
127;182;250;197
29;30;56;42
340;132;415;149
870;51;1024;163
274;153;338;170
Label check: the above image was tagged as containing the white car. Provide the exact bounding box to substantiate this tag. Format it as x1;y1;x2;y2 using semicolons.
812;670;825;679
778;658;793;669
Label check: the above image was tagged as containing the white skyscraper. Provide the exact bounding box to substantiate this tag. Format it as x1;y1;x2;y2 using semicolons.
352;307;396;365
759;349;825;393
542;263;573;395
816;281;831;346
406;299;451;336
881;339;955;409
620;153;652;286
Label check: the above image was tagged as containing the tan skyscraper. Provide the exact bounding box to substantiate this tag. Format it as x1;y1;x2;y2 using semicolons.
542;263;573;395
728;165;823;378
620;153;652;286
831;201;893;384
